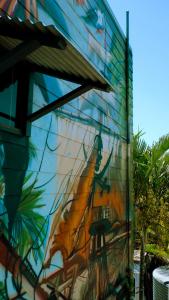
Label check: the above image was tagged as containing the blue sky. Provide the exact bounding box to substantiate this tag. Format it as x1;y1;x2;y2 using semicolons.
107;0;169;145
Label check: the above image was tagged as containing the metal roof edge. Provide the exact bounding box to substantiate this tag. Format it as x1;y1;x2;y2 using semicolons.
0;14;113;91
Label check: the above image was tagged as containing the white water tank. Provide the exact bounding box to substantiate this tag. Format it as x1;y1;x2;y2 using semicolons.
153;266;169;300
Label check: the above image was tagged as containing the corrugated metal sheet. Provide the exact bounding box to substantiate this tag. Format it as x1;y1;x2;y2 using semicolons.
0;15;111;91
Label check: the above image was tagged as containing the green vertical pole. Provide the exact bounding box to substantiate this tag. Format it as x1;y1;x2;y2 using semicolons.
125;10;133;299
126;11;130;142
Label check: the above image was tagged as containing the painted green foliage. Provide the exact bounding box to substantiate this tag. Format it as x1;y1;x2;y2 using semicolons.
0;0;132;299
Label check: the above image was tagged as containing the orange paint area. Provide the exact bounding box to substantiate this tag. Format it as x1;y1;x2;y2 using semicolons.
42;136;128;298
76;0;85;5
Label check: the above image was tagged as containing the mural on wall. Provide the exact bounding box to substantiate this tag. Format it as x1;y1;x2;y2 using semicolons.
0;0;128;85
0;0;132;299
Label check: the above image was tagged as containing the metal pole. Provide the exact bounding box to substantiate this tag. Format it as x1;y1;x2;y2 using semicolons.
125;10;132;300
126;11;130;144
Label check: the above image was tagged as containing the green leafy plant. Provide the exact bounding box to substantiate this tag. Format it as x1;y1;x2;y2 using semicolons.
133;131;169;300
0;139;47;263
145;244;169;261
12;172;46;262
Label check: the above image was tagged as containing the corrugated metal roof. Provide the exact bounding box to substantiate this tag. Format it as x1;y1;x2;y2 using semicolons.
0;15;111;91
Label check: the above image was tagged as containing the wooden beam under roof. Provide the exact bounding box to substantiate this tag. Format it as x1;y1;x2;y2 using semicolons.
27;84;93;122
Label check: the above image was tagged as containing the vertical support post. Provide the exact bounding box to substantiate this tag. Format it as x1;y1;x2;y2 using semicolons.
4;66;31;233
15;66;31;136
125;11;132;299
126;12;130;128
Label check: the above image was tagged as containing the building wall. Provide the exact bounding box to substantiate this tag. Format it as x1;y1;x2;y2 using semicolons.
0;1;133;299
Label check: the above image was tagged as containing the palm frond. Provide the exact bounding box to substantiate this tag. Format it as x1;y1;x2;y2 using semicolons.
12;174;46;262
151;134;169;163
29;139;37;160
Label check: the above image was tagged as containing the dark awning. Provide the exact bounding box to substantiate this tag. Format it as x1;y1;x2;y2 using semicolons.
0;15;111;92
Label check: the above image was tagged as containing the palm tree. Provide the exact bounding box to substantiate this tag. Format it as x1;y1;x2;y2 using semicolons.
0;139;47;298
0;140;46;263
12;172;46;262
133;131;169;300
